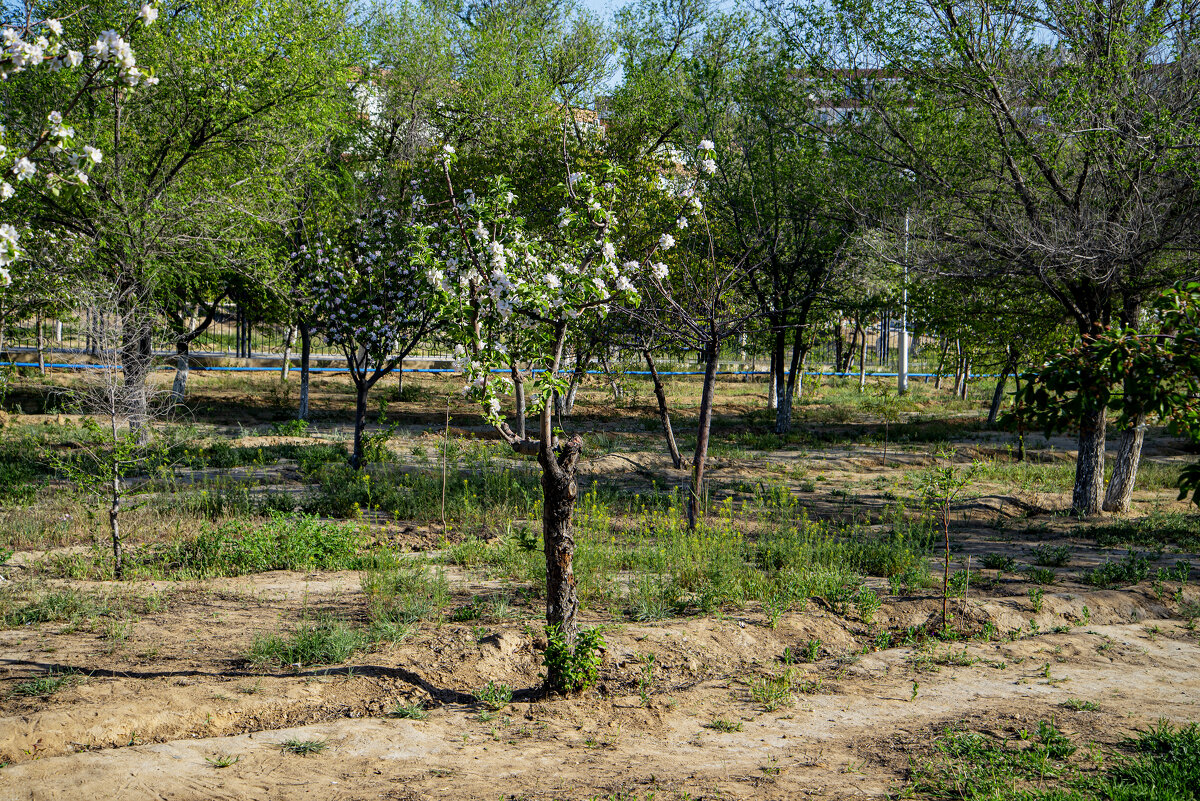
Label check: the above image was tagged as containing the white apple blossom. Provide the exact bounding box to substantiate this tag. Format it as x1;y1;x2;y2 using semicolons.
138;4;159;26
677;216;688;229
12;157;35;181
658;233;676;250
602;241;616;261
84;145;103;164
0;183;12;200
651;261;669;280
699;139;715;151
699;158;717;175
46;19;64;36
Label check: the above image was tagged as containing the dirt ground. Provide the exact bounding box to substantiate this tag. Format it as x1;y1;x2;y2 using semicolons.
1;570;1197;800
2;373;1200;800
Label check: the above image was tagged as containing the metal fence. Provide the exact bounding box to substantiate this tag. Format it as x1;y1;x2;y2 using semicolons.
0;304;943;376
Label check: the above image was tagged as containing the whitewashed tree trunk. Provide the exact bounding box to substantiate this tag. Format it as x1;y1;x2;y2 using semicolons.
1103;414;1145;513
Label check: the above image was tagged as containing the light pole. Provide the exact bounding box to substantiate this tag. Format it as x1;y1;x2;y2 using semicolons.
898;209;910;395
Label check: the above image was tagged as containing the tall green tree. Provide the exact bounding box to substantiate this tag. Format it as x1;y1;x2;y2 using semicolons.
769;0;1200;515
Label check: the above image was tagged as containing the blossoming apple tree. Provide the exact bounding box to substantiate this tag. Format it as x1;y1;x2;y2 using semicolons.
0;3;158;281
297;199;438;469
420;147;673;687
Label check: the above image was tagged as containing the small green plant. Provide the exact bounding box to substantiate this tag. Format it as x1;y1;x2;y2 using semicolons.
247;618;364;667
981;552;1016;571
705;718;743;732
476;681;513;711
750;671;794;711
362;562;451;625
1084;551;1153;588
916;453;978;631
205;754;240;768
855;585;881;625
1030;545;1071;567
270;419;309;437
1024;566;1057;585
543;625;605;695
910;681;919;701
280;738;329;755
637;653;655;707
1063;698;1099;711
11;671;74;698
800;638;822;662
390;701;427;720
1029;587;1045;613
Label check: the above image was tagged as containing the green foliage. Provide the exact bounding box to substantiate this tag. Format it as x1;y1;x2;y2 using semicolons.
749;671;794;711
1104;721;1200;799
0;442;45;506
303;463;542;523
270;419;310;437
908;719;1200;801
280;738;329;755
476;681;513;711
389;701;427;720
247;617;364;667
1031;545;1071;568
0;585;116;627
705;718;743;732
543;625;604;695
1024;567;1057;586
11;670;76;698
1086;512;1200;551
361;561;451;624
59;514;367;581
982;553;1016;571
1084;552;1153;589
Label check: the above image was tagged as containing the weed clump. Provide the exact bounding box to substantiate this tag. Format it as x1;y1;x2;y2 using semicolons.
247;618;365;667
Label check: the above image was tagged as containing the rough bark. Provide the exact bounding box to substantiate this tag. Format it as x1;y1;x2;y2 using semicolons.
36;315;45;375
298;322;312;421
642;347;682;469
1072;405;1107;516
281;326;294;382
171;340;189;403
540;431;583;674
120;325;153;437
858;331;867;391
987;355;1015;426
767;346;778;409
775;328;804;434
844;321;862;374
1103;414;1146;513
689;341;721;530
935;338;949;390
350;380;369;470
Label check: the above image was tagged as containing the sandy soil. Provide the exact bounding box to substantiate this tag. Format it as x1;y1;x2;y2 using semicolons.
1;557;1198;801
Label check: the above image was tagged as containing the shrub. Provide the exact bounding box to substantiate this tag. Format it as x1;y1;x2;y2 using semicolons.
543;625;604;694
1084;551;1152;588
1030;545;1071;567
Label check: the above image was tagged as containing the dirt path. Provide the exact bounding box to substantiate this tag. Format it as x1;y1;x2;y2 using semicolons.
3;571;1198;800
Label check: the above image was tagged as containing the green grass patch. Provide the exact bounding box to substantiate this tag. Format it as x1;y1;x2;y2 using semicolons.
908;719;1200;801
1085;511;1200;551
247;618;366;667
42;514;367;581
362;560;452;624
